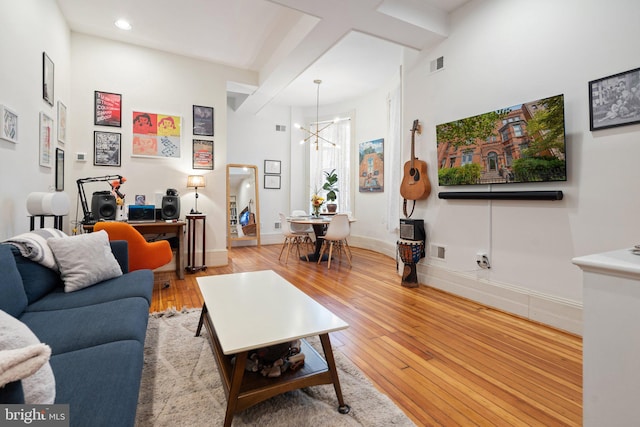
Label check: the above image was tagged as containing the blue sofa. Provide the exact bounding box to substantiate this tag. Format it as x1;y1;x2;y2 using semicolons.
0;240;153;427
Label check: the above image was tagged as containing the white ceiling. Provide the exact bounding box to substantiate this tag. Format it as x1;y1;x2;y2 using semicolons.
56;0;470;112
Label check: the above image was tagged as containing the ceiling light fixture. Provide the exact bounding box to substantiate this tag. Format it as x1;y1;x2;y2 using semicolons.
114;19;132;30
295;79;336;151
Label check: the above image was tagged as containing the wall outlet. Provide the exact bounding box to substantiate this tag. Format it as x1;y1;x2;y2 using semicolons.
275;221;281;229
476;252;490;269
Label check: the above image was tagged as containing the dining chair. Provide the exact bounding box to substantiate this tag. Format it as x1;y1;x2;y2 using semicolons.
278;213;310;263
290;210;314;243
317;213;352;269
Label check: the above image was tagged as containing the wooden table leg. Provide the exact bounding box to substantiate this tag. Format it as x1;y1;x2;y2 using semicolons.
224;350;248;427
319;333;350;414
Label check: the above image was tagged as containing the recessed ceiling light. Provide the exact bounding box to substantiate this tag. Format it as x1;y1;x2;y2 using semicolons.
114;19;132;30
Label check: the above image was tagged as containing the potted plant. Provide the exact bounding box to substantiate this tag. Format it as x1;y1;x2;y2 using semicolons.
323;169;339;213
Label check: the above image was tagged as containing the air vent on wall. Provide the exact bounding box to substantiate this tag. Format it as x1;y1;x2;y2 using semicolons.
275;124;287;132
430;56;444;74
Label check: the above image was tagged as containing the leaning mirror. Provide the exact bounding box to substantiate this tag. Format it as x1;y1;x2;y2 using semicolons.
226;164;260;248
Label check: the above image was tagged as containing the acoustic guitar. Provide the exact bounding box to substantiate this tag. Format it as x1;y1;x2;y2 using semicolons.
400;119;431;201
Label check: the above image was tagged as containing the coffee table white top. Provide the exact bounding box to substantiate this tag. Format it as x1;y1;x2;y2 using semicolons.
197;270;348;354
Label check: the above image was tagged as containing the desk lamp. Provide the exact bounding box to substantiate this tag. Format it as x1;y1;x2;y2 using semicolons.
187;175;205;214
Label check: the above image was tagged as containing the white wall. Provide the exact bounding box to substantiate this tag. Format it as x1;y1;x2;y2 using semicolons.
69;33;256;265
400;0;640;333
0;0;70;238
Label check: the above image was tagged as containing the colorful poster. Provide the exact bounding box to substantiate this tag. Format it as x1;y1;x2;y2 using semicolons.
132;111;181;158
94;91;122;127
359;138;384;192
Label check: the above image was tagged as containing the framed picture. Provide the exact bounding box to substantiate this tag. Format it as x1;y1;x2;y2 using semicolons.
42;52;54;106
0;105;18;143
57;101;67;143
358;138;384;192
95;91;122;127
94;131;122;167
264;159;281;175
193;105;214;136
55;148;64;191
589;67;640;131
264;174;281;189
39;112;53;168
132;110;181;158
193;139;214;170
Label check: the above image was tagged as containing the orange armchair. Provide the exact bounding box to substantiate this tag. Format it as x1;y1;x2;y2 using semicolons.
93;222;173;272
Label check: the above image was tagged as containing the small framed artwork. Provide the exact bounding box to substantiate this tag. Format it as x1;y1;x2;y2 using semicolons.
264;159;281;175
94;91;122;127
0;105;18;143
94;131;122;167
55;148;64;191
264;174;281;189
57;101;67;143
39;112;53;168
193;139;214;170
589;66;640;131
193;105;214;136
42;52;54;106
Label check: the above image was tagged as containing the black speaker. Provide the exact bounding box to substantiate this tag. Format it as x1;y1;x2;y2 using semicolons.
91;191;116;220
161;195;180;220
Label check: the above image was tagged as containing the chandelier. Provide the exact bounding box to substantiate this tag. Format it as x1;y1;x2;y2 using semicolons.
295;79;336;151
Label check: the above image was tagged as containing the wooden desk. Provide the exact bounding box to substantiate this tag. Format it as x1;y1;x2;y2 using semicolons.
84;221;185;279
196;270;350;427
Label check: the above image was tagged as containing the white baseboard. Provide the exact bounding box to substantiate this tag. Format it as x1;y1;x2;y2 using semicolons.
417;262;582;335
350;234;583;336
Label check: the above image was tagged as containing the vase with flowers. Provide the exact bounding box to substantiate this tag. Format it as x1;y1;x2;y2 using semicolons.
311;193;325;217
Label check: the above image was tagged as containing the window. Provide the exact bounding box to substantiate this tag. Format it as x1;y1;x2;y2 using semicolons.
461;150;473;165
309;118;351;213
501;129;510;142
513;123;523;137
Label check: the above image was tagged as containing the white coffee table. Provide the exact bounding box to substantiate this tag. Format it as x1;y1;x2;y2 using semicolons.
196;270;350;427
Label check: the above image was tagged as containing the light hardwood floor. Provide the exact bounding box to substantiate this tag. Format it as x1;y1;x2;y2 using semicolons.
151;244;582;426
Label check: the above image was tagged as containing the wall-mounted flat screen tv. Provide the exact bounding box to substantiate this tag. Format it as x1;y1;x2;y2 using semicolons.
436;94;566;186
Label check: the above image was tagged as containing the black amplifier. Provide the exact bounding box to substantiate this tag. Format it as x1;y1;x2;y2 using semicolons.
399;219;425;241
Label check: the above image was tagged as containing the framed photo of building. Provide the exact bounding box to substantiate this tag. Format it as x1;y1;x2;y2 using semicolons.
193;105;214;136
193;139;214;170
94;131;121;167
358;138;384;192
589;67;640;131
39;112;53;168
0;105;18;144
42;52;54;106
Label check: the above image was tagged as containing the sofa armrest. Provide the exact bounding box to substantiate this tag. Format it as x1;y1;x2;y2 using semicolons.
0;380;25;404
110;240;129;273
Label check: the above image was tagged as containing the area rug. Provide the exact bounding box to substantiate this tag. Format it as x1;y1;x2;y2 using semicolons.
135;309;415;426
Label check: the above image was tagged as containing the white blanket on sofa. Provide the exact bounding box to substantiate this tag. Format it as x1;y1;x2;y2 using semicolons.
0;310;55;404
3;228;67;270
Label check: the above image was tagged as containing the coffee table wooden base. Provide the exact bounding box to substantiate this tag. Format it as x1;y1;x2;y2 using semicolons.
196;304;350;427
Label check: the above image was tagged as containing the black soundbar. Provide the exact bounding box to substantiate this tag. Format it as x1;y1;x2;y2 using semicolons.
438;191;563;200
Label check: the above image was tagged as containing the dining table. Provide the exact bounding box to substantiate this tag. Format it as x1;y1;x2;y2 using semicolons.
288;214;356;262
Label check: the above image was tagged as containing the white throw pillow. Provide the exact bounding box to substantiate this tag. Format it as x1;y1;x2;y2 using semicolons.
48;230;123;293
0;309;55;404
